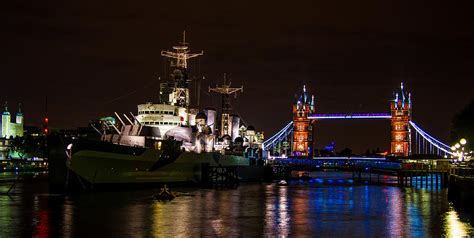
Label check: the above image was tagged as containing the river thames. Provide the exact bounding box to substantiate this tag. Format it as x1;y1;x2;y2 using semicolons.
0;172;472;237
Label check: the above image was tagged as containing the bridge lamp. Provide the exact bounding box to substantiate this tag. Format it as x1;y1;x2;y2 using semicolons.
460;138;467;145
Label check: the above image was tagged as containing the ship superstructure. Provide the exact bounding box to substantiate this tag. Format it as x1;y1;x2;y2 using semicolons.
136;31;202;131
209;74;243;140
95;33;263;155
67;33;265;187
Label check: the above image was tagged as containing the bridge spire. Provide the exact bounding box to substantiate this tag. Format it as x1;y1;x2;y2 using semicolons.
292;85;315;157
390;82;412;156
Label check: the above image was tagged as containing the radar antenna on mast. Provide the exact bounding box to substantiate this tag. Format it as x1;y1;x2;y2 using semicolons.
159;31;203;107
160;31;204;69
209;74;243;137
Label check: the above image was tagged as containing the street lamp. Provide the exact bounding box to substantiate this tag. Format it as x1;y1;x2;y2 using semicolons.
451;139;468;162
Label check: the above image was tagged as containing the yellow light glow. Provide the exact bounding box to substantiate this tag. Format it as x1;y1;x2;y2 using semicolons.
455;143;461;149
444;210;472;237
460;138;467;145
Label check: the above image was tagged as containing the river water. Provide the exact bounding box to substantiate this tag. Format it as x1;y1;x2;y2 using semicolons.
0;172;473;237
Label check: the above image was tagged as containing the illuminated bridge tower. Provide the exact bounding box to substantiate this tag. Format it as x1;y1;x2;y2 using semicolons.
292;85;315;157
390;82;412;157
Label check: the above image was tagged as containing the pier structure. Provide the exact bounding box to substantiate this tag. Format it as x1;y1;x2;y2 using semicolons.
266;156;452;188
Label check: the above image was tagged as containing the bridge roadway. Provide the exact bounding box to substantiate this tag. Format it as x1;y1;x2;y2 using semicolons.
267;157;400;172
266;156;450;187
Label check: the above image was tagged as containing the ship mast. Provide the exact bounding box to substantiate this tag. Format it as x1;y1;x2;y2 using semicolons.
209;74;243;137
161;31;203;69
159;31;203;108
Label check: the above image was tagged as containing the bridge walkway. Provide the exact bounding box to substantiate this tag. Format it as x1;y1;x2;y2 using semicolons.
266;157;451;187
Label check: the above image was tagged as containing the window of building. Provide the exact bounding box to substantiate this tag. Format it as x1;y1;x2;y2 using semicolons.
297;144;304;151
298;125;304;131
395;144;403;153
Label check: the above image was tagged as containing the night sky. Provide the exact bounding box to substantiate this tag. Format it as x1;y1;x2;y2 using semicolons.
1;1;473;153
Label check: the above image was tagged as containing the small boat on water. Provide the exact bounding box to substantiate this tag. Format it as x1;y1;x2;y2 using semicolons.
278;180;288;186
153;184;175;201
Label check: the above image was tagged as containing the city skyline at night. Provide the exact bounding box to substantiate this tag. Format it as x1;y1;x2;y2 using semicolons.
2;1;474;237
1;1;473;153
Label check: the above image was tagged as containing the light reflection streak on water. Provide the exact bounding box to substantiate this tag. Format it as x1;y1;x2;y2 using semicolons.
444;210;472;237
173;196;193;237
363;186;369;214
348;187;354;209
0;194;12;236
124;202;145;238
152;197;192;237
229;189;240;236
386;188;406;237
264;184;290;236
214;192;228;236
278;185;290;236
404;188;425;237
62;197;73;238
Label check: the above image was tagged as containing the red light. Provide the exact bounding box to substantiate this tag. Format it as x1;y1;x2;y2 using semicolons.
44;117;49;124
44;128;49;134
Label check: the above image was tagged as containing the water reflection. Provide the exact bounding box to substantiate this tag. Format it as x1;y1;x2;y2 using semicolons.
386;187;406;237
62;197;73;238
444;210;473;237
0;172;473;237
264;184;296;236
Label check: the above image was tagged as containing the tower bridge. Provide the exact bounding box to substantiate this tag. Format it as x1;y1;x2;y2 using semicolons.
263;83;454;159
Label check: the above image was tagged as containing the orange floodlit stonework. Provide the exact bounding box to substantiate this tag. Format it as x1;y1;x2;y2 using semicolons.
390;83;412;157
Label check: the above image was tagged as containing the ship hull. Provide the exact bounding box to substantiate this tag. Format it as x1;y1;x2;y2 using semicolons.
67;148;252;185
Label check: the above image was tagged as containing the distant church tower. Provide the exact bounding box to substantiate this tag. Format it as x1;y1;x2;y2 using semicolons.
2;102;11;138
292;85;315;157
390;83;412;156
16;103;24;137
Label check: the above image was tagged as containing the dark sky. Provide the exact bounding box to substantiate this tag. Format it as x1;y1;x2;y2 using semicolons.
1;1;473;153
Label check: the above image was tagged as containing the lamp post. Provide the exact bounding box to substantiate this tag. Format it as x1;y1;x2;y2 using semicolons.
451;138;468;162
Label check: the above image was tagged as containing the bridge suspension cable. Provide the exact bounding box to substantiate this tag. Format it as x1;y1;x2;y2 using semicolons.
263;119;454;158
409;121;453;156
262;121;293;151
